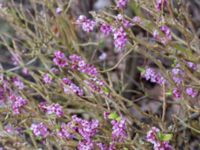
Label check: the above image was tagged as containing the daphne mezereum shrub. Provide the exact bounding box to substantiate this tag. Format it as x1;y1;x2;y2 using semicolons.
0;0;199;149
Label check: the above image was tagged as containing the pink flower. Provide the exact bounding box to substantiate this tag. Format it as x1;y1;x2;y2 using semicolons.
142;68;166;85
111;118;127;142
76;15;96;32
99;52;107;61
77;140;94;150
47;103;64;117
160;25;172;41
30;123;49;138
113;27;128;50
156;0;168;11
146;127;173;150
117;0;128;9
39;102;64;118
57;123;73;139
132;16;141;24
153;30;159;39
100;23;112;36
11;95;28;115
116;14;132;28
173;87;182;99
62;78;84;96
43;73;52;84
153;25;172;45
186;87;198;98
84;78;107;95
53;50;68;67
22;68;29;75
69;54;99;77
186;61;197;71
56;7;62;14
12;76;25;90
71;115;99;140
146;127;160;145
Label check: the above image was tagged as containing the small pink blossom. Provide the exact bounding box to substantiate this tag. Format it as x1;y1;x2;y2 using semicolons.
11;95;28;115
156;0;168;11
100;23;112;36
53;50;68;67
113;27;128;50
132;16;141;24
12;76;25;90
117;0;128;9
76;15;96;32
43;73;52;84
173;87;181;99
30;123;49;138
186;87;198;98
56;7;62;14
39;102;64;118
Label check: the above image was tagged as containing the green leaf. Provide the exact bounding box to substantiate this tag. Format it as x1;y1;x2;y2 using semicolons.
116;116;121;121
36;136;42;141
137;67;145;73
98;41;105;48
123;147;129;150
102;87;110;94
157;132;173;141
108;112;119;120
165;90;172;96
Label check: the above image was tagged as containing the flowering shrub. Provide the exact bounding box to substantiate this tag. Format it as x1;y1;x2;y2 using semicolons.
0;0;199;149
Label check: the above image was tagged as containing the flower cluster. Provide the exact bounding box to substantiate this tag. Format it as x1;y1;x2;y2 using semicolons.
142;68;166;85
71;115;99;141
84;77;107;95
52;51;108;96
111;118;127;142
160;25;172;44
186;87;198;98
69;54;109;94
116;14;132;28
100;23;112;36
69;54;98;77
171;66;184;85
78;140;94;150
153;25;172;45
172;87;181;99
62;77;84;96
146;127;173;150
104;112;128;148
10;95;28;115
43;73;52;84
57;115;99;150
156;0;168;11
30;123;49;139
171;63;198;99
57;123;74;139
76;15;96;33
113;27;128;50
117;0;128;9
186;61;197;71
39;102;64;118
142;65;199;99
53;50;68;67
12;76;25;90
